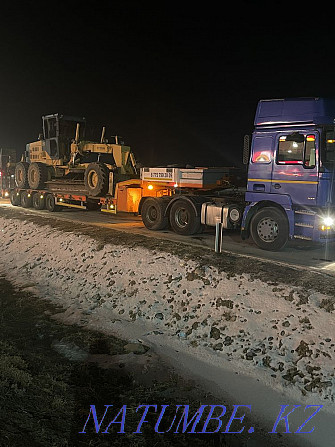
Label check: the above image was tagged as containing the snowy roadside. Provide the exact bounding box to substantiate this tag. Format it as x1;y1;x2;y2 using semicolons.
1;215;335;445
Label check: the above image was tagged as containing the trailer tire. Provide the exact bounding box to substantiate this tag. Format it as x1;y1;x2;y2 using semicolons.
250;206;289;251
21;191;33;208
28;162;48;189
45;194;61;212
84;162;109;197
169;199;201;235
15;162;29;188
10;190;21;206
141;197;168;230
32;192;45;210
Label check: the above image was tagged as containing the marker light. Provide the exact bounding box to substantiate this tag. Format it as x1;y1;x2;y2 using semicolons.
4;192;9;197
174;183;178;188
147;184;154;190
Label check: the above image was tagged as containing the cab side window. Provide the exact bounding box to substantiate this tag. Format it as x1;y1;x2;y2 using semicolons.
277;132;316;168
277;133;304;164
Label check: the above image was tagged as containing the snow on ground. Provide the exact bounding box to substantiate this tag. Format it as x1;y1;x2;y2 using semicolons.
1;216;335;444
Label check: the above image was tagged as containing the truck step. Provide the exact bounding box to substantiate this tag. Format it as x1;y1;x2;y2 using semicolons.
295;222;314;228
293;235;313;241
294;209;316;216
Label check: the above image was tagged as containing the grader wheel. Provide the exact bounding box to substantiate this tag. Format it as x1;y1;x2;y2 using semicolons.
84;162;109;197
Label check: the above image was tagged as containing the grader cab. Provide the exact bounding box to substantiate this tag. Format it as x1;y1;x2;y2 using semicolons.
15;114;138;196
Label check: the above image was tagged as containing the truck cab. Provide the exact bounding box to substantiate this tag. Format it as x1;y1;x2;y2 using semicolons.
243;97;335;249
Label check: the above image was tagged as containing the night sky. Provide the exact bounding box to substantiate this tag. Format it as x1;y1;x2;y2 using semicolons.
1;2;334;168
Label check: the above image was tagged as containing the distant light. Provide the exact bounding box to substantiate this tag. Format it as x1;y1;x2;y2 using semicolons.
4;191;9;197
40;195;44;199
174;183;178;188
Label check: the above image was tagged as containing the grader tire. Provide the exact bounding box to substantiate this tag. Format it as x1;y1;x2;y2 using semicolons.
15;162;29;188
84;162;109;197
28;162;48;189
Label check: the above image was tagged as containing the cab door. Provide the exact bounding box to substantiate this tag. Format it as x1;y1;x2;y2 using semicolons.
271;131;318;206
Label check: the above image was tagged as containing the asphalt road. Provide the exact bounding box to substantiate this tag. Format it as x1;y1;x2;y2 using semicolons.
1;198;335;276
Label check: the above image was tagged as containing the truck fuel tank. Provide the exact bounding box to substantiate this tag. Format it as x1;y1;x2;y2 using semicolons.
201;202;242;229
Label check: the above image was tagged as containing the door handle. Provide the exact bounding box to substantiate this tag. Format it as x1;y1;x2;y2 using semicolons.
273;183;281;189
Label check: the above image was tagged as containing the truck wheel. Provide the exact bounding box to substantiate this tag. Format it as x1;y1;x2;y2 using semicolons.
45;194;61;212
84;162;109;197
250;207;289;251
32;192;45;210
21;191;33;208
28;162;48;189
10;190;21;206
141;197;168;230
169;199;201;235
15;162;29;188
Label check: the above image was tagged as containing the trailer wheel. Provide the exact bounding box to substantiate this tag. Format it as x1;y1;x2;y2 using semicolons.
45;194;61;212
21;191;33;208
15;162;30;188
84;162;109;197
10;190;21;206
169;199;201;235
141;197;168;230
28;162;48;189
32;192;46;210
250;207;289;251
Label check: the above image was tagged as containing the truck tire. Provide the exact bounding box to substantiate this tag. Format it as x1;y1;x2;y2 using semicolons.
169;199;201;235
10;190;21;206
45;194;61;212
84;162;109;197
15;162;29;188
141;197;168;230
21;191;33;208
28;162;48;189
32;192;45;210
250;206;289;251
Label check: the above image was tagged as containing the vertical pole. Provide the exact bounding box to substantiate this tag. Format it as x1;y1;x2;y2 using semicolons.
215;222;223;253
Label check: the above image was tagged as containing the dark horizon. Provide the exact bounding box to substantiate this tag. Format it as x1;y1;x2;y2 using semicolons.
1;3;334;168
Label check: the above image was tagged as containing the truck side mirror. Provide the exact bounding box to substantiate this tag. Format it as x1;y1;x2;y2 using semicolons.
243;135;250;165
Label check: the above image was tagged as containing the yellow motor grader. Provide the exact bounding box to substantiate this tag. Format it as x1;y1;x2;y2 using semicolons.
14;114;138;196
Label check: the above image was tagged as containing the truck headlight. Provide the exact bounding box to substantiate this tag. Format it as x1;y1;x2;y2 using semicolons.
323;216;334;227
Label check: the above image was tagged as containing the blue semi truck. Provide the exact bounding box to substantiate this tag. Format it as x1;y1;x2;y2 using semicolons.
8;97;335;251
139;97;335;251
